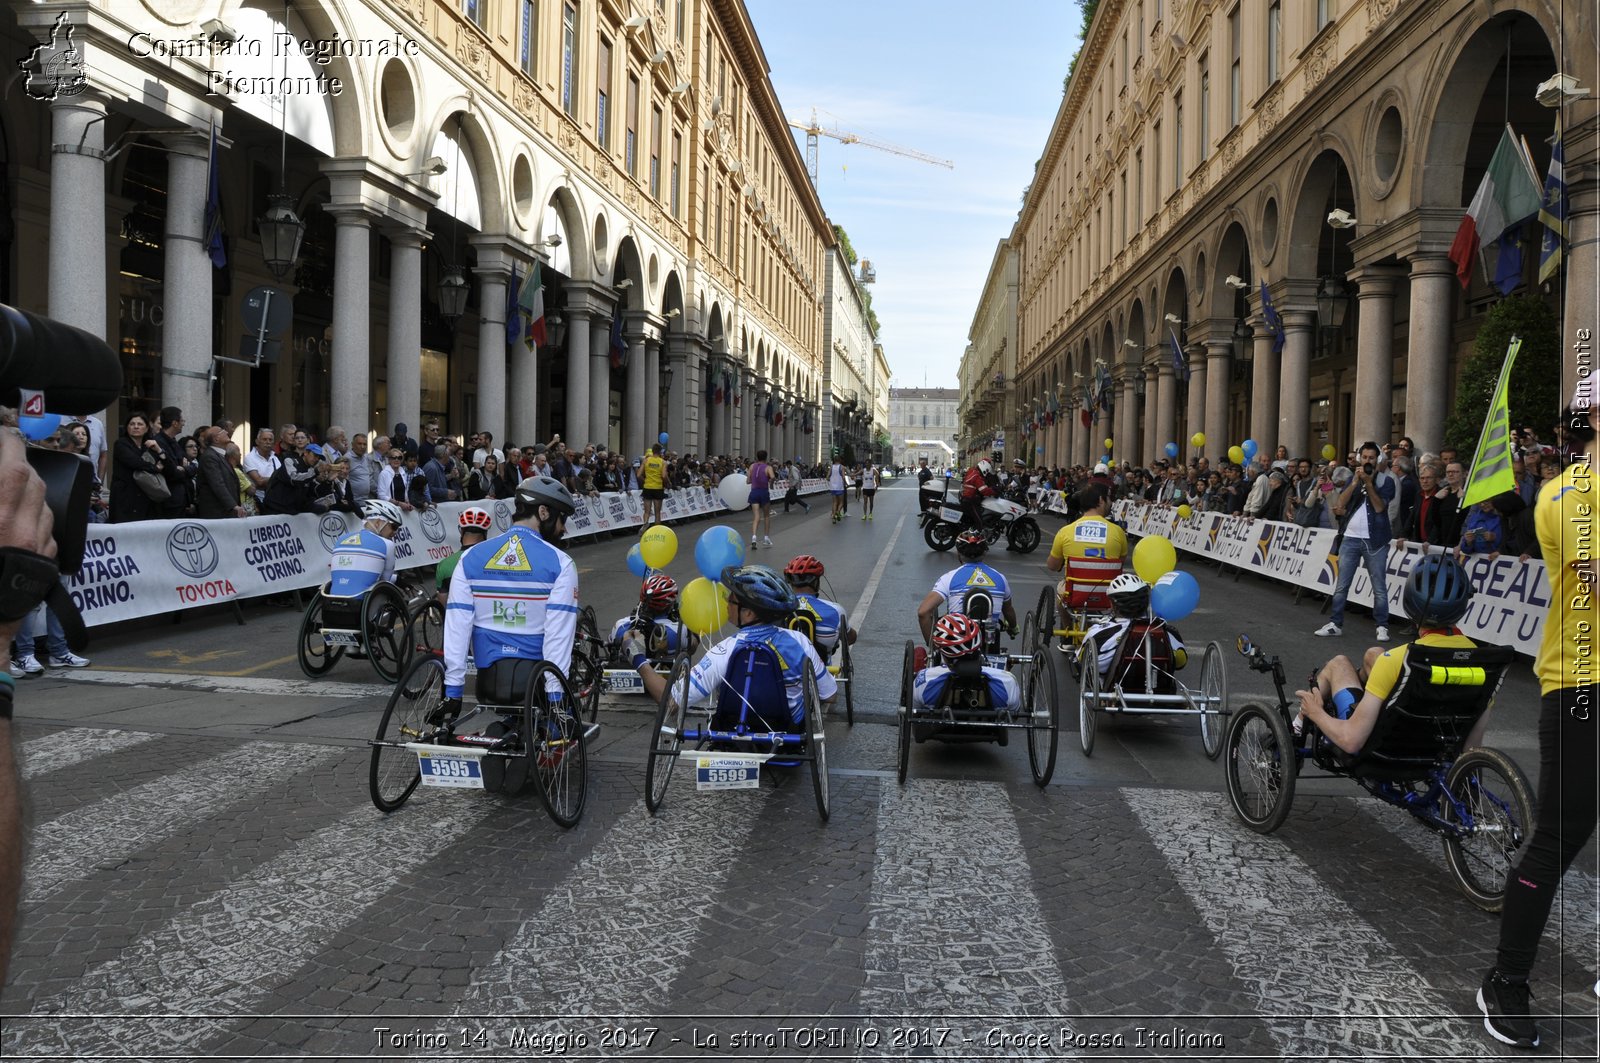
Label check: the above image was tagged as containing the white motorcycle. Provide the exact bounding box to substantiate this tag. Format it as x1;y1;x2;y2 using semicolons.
924;494;1042;554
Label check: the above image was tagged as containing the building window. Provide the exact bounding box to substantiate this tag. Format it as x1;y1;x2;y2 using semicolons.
675;0;684;42
519;0;537;76
1138;0;1144;53
1120;170;1127;244
701;164;710;241
1152;119;1161;200
1267;2;1281;84
649;104;662;198
561;2;577;117
1197;54;1209;160
1316;0;1332;30
595;37;611;149
714;179;723;256
625;73;639;176
1120;32;1128;88
1228;6;1241;128
1134;147;1144;223
464;0;488;32
671;129;682;218
1172;91;1183;185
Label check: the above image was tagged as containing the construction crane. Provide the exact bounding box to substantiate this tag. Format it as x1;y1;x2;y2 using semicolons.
786;108;954;184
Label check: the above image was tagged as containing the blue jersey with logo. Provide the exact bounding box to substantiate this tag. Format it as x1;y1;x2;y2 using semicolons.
794;593;848;655
443;526;580;699
609;614;686;657
326;528;395;598
930;563;1011;616
912;665;1020;712
681;624;837;723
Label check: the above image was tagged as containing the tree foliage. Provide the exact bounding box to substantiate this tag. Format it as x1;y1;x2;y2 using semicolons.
1442;295;1561;458
832;224;857;267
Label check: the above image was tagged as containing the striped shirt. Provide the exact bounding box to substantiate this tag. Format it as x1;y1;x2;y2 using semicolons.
326;528;395;598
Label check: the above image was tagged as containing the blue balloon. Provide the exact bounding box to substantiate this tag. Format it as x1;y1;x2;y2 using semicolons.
659;431;669;445
1241;438;1258;460
626;541;649;579
1164;442;1179;458
18;412;61;441
695;524;746;582
1151;570;1201;623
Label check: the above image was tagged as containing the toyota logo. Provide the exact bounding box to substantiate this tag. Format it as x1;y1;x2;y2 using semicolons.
493;501;512;531
165;523;219;580
420;508;446;544
318;513;348;553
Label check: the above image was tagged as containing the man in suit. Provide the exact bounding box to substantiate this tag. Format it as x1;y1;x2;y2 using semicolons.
196;426;243;518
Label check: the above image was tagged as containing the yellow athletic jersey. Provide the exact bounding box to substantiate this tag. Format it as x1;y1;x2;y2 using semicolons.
641;454;667;490
1049;515;1128;561
1364;630;1478;702
1534;462;1600;694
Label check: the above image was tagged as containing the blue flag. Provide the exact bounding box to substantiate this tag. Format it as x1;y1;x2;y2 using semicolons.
1538;117;1567;285
608;315;627;369
204;126;226;269
1169;328;1191;382
1491;223;1525;296
1259;279;1285;354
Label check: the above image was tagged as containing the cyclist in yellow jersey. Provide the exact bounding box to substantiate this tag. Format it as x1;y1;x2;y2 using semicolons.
639;442;668;529
1045;483;1127;639
1476;380;1600;1049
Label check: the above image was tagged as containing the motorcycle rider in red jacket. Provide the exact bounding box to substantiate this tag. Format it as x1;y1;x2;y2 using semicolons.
961;459;996;526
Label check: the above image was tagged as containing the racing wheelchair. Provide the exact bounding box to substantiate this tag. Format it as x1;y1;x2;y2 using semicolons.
1222;634;1532;910
368;653;598;828
644;641;830;821
1031;555;1123;676
788;600;855;726
896;594;1059;787
297;581;413;683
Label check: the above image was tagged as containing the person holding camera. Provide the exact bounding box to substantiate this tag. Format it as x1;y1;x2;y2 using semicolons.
1315;440;1396;642
109;412;170;524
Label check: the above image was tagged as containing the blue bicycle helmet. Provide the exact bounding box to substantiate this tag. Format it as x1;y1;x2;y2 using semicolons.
1403;555;1474;626
720;563;798;618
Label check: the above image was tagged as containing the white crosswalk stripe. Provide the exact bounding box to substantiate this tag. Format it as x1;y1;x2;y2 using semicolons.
1121;787;1494;1059
23;742;344;904
6;796;494;1059
19;727;158;780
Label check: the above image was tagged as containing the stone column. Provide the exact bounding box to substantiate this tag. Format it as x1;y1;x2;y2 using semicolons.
1143;364;1160;463
1156;360;1177;460
1405;255;1455;453
1119;375;1137;466
665;345;688;451
1204;339;1232;464
1351;266;1402;446
49;93;108;337
509;330;537;450
590;321;613;450
1278;310;1316;460
563;309;591;444
623;325;647;459
741;373;756;458
1562;124;1599;405
1185;348;1206;462
1248;313;1278;455
327;205;374;437
159;134;214;422
472;262;509;446
385;229;425;438
644;336;661;447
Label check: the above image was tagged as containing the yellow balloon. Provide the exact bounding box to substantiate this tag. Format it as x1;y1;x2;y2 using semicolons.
639;524;678;570
1228;445;1244;464
1177;504;1193;519
1133;535;1178;584
1321;444;1337;461
1191;432;1206;448
680;576;728;636
1104;437;1114;451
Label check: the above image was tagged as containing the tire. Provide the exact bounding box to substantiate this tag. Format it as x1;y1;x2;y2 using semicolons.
577;603;599;641
804;668;829;821
296;593;342;678
897;641;917;785
1442;747;1535;912
528;662;587;829
363;582;413;683
567;637;604;725
924;520;958;552
412;599;445;656
1223;702;1296;833
645;660;689;816
839;636;855;727
1197;641;1229;760
1032;585;1055;652
1026;635;1060;787
369;655;441;813
1077;643;1100;757
1007;517;1041;554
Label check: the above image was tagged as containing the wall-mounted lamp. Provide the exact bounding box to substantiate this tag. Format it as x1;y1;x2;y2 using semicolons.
615;278;634;290
1122;338;1139;348
543;233;564;248
1225;274;1249;290
1163;313;1183;326
1536;72;1589;106
648;50;669;64
1326;208;1357;230
665;308;682;319
623;15;648;30
670;81;692;96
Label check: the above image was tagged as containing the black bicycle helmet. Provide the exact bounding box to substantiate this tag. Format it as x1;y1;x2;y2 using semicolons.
515;474;576;517
955;529;988;560
720;563;798;618
1404;555;1474;627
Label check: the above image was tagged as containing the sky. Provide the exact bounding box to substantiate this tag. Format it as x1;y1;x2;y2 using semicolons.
746;0;1083;392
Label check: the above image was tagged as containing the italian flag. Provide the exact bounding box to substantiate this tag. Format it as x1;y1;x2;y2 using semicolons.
520;261;547;347
1447;125;1542;289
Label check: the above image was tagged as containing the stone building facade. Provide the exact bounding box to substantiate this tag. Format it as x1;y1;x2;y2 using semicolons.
890;386;960;469
958;239;1018;458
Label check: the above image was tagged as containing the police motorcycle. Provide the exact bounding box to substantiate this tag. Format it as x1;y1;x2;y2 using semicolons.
924;461;1042;554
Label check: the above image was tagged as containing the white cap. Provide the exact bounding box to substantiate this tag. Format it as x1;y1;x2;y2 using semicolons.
1094;462;1109;474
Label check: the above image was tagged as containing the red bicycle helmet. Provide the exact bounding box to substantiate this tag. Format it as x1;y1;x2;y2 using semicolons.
640;574;679;611
783;554;826;584
955;530;988;559
933;612;984;659
459;507;493;532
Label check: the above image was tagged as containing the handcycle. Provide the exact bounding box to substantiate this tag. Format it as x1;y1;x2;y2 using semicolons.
788;602;855;726
368;654;599;828
896;598;1059;787
297;581;413;682
1222;633;1532;911
586;604;694;702
644;641;830;821
1031;555;1123;677
1069;613;1229;759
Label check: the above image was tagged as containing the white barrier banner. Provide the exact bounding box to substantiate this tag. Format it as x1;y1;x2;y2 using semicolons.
1112;500;1550;655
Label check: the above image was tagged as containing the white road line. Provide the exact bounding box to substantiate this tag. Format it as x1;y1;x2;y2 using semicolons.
24;743;345;904
50;669;389;700
1121;787;1492;1059
6;796;493;1059
862;779;1073;1050
19;728;158;780
851;514;907;631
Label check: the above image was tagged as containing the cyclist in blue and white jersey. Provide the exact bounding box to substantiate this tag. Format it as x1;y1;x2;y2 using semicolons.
608;574;696;663
916;530;1019;647
781;554;855;662
326;499;403;597
910;612;1022;713
437;475;581;719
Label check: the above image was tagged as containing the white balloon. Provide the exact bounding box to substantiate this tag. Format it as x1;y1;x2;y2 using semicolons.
717;472;751;511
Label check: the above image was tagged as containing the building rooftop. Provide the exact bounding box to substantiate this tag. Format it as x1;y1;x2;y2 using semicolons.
890;387;961;401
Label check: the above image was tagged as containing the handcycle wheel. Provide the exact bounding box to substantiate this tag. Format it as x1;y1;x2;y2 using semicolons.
644;660;690;815
1077;643;1100;757
567;637;604;726
1032;584;1055;647
363;582;413;683
839;636;855;727
577;604;600;642
369;654;442;812
297;593;342;677
412;599;445;656
1223;702;1296;833
924;520;958;552
1442;747;1534;911
897;640;915;785
803;667;829;821
1197;641;1229;760
1026;632;1060;787
525;661;588;829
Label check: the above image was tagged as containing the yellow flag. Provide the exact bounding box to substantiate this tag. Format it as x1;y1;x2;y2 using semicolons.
1461;337;1522;508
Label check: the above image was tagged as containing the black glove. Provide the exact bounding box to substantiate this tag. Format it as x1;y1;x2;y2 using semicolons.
428;697;463;727
1007;623;1020;640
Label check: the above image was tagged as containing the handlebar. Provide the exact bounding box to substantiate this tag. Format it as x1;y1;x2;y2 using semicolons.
1238;636;1293;713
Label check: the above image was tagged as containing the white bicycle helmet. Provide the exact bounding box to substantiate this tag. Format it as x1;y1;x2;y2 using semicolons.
361;499;404;528
1108;573;1150;618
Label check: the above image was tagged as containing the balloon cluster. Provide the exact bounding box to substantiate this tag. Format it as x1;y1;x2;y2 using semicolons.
1131;534;1200;622
626;523;743;635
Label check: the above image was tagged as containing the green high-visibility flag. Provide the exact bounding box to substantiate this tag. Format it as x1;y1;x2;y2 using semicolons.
1461;336;1522;508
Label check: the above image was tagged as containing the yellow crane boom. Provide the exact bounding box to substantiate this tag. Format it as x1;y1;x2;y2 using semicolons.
786;108;954;183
